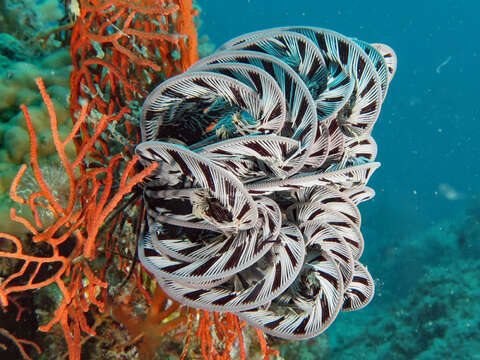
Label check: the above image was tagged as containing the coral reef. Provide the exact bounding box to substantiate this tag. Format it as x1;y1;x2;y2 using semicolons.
0;0;66;55
329;258;480;360
0;48;73;238
364;195;480;305
324;193;480;360
453;194;480;255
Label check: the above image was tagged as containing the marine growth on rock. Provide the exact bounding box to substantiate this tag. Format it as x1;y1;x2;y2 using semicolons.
135;27;397;340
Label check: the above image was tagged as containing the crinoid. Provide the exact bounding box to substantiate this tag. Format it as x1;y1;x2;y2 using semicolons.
135;27;397;340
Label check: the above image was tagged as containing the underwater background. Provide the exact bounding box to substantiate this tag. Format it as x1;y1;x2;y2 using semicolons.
0;0;478;359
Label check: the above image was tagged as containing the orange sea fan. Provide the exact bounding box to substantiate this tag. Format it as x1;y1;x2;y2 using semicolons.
0;78;157;359
69;0;199;136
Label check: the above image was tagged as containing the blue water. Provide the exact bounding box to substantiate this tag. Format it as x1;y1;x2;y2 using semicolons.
201;0;479;226
199;1;480;358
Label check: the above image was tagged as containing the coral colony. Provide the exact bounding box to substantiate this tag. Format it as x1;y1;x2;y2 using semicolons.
136;27;397;340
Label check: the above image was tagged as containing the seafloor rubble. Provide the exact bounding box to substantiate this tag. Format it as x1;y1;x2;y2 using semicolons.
328;202;480;360
329;259;479;360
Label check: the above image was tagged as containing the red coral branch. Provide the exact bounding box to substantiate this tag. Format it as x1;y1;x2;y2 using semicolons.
177;0;199;70
0;328;41;360
1;78;157;359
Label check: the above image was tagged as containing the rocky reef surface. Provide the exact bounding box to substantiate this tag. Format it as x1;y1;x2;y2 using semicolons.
327;199;480;360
